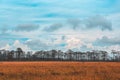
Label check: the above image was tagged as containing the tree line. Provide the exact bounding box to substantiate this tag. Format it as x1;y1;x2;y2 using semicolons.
0;48;120;61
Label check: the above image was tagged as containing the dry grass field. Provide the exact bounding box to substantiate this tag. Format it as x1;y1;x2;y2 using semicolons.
0;62;119;80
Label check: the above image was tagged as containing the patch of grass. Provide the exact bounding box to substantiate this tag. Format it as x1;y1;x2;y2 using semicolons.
0;62;119;80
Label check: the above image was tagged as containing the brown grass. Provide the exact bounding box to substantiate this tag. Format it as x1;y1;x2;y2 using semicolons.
0;62;119;80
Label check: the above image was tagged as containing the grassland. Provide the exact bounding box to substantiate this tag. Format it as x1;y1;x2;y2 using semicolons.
0;62;119;80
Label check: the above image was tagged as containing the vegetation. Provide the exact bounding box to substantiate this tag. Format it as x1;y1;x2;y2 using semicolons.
0;62;119;80
0;48;120;61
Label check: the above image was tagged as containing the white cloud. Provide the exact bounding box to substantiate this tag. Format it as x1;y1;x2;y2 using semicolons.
107;45;120;51
0;40;30;51
91;45;120;53
12;40;30;51
25;39;52;50
0;44;11;50
86;43;94;49
66;37;84;49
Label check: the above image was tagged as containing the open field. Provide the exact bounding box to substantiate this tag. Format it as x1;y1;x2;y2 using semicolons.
0;62;119;80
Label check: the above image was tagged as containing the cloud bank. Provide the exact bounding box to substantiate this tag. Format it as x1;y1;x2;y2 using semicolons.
0;0;120;52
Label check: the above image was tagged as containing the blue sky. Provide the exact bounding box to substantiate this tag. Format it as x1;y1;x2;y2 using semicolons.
0;0;120;52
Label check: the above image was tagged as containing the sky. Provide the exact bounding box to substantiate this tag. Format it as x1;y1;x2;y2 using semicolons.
0;0;120;52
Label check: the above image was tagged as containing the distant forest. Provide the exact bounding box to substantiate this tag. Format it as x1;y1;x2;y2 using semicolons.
0;48;120;61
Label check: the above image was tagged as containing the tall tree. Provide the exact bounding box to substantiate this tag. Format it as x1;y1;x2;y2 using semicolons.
16;48;23;60
101;51;108;61
8;50;14;60
51;50;57;59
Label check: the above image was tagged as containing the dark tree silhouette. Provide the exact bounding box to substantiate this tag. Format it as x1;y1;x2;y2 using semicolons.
101;51;108;61
7;50;14;60
0;48;119;61
51;50;57;60
16;48;23;60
